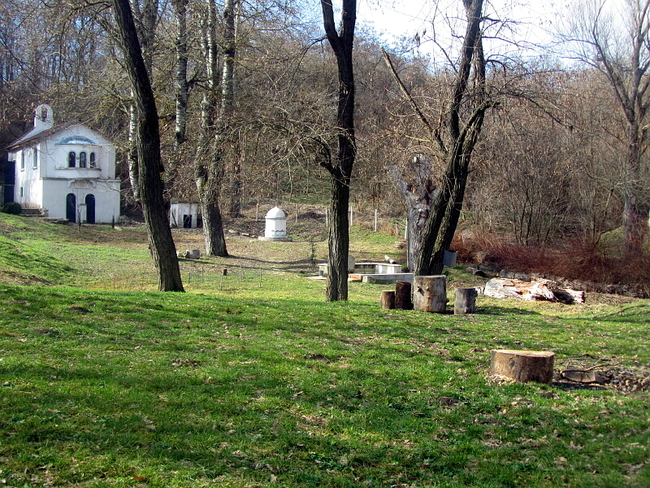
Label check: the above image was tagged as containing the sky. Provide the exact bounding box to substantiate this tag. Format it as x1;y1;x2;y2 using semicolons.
355;0;569;55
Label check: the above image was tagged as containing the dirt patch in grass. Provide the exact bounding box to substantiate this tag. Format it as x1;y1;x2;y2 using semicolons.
556;356;650;394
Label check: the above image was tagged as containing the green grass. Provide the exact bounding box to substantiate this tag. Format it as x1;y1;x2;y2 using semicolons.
0;213;649;487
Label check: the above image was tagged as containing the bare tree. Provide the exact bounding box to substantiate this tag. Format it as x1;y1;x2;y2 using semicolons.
195;0;228;257
319;0;356;301
384;0;492;275
565;0;650;256
111;0;184;292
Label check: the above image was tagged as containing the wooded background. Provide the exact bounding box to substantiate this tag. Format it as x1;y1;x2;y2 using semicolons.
1;0;648;292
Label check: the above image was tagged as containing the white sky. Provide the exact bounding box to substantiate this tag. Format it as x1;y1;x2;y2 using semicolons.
356;0;570;54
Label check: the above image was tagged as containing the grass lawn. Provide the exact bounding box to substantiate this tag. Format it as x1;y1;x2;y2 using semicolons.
0;214;649;487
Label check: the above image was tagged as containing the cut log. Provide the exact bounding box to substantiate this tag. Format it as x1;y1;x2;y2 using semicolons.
395;280;413;310
490;349;555;384
413;275;447;313
380;290;396;309
454;287;478;314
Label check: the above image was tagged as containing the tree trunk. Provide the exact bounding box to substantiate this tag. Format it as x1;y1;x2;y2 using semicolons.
413;275;447;313
222;0;243;219
196;159;228;256
326;176;350;301
623;195;649;256
396;0;488;277
194;0;228;257
490;350;555;384
389;157;436;271
320;0;357;302
454;287;477;314
111;0;184;292
623;135;649;256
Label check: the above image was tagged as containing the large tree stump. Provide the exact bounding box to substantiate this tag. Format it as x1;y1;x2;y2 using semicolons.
413;275;447;313
395;281;413;310
380;290;395;309
454;287;477;314
490;350;555;384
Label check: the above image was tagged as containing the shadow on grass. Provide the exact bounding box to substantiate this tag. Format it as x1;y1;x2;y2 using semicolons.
477;306;542;316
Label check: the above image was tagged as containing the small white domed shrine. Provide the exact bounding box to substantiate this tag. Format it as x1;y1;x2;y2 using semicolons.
258;206;292;241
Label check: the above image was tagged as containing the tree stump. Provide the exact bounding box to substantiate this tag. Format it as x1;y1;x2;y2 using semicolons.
413;275;447;313
395;281;413;310
490;350;555;384
380;290;396;309
454;287;478;314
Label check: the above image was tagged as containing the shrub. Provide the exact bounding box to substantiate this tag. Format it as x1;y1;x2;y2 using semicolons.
1;202;22;215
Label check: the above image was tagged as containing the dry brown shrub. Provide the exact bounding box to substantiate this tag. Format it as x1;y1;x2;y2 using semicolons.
452;232;650;297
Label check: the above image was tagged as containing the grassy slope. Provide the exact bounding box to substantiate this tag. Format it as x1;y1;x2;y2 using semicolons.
0;214;649;487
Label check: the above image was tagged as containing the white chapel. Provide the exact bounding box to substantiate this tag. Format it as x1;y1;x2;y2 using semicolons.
6;104;120;223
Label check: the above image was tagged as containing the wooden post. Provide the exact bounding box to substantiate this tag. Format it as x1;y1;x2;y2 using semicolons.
380;290;395;309
454;287;477;314
413;275;447;313
395;280;413;310
490;350;555;384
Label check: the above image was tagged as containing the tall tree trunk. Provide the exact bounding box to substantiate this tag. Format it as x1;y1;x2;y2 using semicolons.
164;0;190;204
111;0;184;292
173;0;189;149
195;0;228;257
413;0;488;276
221;0;243;218
196;152;228;256
623;129;650;256
126;0;158;207
320;0;356;301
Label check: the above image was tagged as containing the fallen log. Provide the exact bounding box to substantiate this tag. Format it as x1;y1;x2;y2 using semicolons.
484;278;584;304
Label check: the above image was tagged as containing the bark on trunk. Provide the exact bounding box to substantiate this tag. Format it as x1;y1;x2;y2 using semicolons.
395;280;413;310
320;0;357;301
408;0;488;277
381;290;396;309
490;350;555;384
196;160;228;256
454;287;477;314
111;0;184;292
326;176;350;301
389;157;436;271
194;0;228;257
413;275;447;313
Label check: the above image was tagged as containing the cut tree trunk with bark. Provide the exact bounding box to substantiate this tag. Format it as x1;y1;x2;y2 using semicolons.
381;290;396;309
388;158;436;271
395;280;413;310
413;275;447;313
490;350;555;384
454;287;477;314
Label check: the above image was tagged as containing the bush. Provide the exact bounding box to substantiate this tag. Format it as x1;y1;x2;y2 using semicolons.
1;202;22;215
